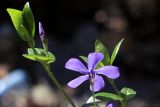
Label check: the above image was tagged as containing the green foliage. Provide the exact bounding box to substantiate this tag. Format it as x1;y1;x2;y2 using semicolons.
22;2;35;38
7;9;30;41
95;39;124;66
7;2;35;41
120;87;136;101
95;40;110;65
79;56;88;63
23;48;55;64
110;38;124;65
95;92;124;102
80;39;124;69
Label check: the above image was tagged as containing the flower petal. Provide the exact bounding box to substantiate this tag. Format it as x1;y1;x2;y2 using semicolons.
90;75;105;92
106;101;118;107
67;75;89;88
96;66;120;79
106;103;113;107
65;58;88;74
88;52;104;70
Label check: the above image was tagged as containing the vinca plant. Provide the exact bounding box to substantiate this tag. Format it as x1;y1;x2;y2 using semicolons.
6;2;136;107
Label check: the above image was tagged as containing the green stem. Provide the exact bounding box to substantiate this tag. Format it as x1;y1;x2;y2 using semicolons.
108;79;119;94
28;39;37;54
91;83;96;107
44;47;49;57
108;79;127;107
120;101;126;107
41;63;76;107
42;42;49;57
28;40;75;106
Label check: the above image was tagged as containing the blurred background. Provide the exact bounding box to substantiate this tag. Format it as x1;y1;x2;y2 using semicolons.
0;0;160;107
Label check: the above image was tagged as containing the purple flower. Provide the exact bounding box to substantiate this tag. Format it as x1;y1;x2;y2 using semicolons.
65;52;120;92
39;22;45;41
106;102;118;107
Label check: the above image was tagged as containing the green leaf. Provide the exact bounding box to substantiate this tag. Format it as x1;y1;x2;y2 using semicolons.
23;54;53;63
23;48;55;64
96;62;105;69
95;92;124;101
7;2;35;41
7;9;29;41
7;9;22;30
120;87;136;101
19;25;32;41
27;48;45;55
23;54;55;64
22;2;35;38
110;38;124;65
79;56;87;63
95;40;110;65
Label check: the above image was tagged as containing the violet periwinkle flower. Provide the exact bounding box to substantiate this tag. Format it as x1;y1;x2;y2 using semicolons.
65;52;120;92
106;102;118;107
39;22;45;41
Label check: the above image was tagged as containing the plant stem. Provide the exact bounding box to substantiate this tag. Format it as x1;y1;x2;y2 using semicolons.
121;101;126;107
28;40;37;54
28;41;75;107
42;63;76;107
108;79;127;107
108;79;119;94
91;83;96;107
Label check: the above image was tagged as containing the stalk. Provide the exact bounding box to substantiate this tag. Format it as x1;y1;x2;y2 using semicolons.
91;83;96;107
120;101;126;107
41;63;76;107
108;79;127;107
108;79;119;94
28;39;76;106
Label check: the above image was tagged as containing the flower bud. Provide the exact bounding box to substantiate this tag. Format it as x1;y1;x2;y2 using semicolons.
39;22;45;41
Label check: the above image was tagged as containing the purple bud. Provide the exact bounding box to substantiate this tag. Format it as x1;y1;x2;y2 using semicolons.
39;22;45;41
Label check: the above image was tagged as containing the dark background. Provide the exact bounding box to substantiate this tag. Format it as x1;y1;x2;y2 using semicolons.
0;0;160;105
